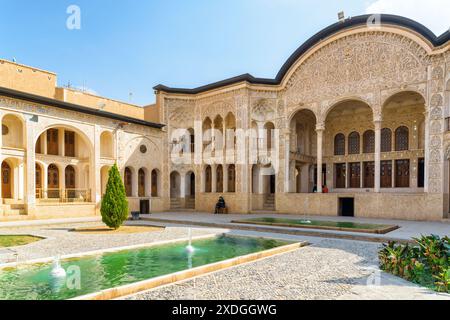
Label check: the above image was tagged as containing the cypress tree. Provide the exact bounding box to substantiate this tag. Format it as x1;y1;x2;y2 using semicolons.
101;164;129;229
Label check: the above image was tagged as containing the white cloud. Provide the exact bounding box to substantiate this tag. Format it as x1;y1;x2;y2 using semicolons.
366;0;450;36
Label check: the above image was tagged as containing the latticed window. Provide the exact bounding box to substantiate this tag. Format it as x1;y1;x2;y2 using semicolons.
334;133;345;155
124;167;132;197
395;126;409;151
381;128;392;152
151;170;159;197
228;165;236;193
348;132;360;154
138;169;146;197
363;130;375;153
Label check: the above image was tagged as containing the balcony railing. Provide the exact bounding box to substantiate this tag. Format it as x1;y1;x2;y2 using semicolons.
36;188;91;203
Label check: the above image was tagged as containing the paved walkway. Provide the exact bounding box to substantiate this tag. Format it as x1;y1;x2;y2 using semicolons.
141;212;450;241
0;216;101;229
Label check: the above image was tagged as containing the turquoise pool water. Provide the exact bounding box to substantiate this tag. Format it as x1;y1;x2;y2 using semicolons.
0;235;290;300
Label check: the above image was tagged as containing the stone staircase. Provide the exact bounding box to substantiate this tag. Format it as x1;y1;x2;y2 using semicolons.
1;200;27;217
185;197;195;209
170;198;183;210
263;194;275;211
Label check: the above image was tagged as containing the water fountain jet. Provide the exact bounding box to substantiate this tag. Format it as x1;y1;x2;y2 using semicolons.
50;256;66;278
186;228;195;253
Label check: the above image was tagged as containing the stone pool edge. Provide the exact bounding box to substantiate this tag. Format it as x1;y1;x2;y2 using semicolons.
72;241;307;300
231;220;400;234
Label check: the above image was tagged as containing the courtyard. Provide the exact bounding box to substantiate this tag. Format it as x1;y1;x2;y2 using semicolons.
0;214;448;300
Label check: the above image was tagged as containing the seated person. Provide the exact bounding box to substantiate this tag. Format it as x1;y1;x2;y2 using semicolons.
323;185;329;193
214;196;226;214
312;185;317;193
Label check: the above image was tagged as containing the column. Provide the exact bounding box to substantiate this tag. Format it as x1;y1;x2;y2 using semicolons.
43;165;48;199
93;126;101;205
374;119;382;192
360;161;364;188
423;110;430;192
18;163;25;200
59;128;65;156
132;169;139;197
59;165;65;201
42;131;47;155
25;118;36;213
180;174;186;199
223;165;229;193
316;124;325;193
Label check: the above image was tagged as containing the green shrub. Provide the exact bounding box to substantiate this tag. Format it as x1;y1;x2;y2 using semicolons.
100;164;129;230
379;235;449;293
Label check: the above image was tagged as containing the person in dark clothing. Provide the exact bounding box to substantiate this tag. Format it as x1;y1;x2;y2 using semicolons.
214;196;226;214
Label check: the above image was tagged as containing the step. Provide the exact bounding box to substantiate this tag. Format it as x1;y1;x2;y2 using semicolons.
3;209;27;216
2;199;24;205
10;204;25;210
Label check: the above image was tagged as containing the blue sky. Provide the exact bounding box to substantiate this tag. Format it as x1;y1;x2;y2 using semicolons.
0;0;448;105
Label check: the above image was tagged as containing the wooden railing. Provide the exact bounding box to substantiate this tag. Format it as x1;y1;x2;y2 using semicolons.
36;188;91;203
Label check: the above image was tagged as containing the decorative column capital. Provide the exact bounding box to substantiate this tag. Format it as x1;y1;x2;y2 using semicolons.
373;116;383;124
315;123;325;132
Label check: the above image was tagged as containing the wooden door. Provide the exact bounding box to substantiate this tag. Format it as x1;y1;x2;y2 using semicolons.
227;165;235;193
395;160;410;188
335;163;346;188
190;173;195;196
380;161;392;188
138;169;145;197
151;170;158;197
65;166;76;199
124;168;132;197
64;131;75;157
269;175;276;194
35;164;42;195
48;164;60;198
65;166;76;189
1;162;12;199
216;166;223;193
349;163;361;188
47;129;59;155
418;158;425;188
363;162;374;188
